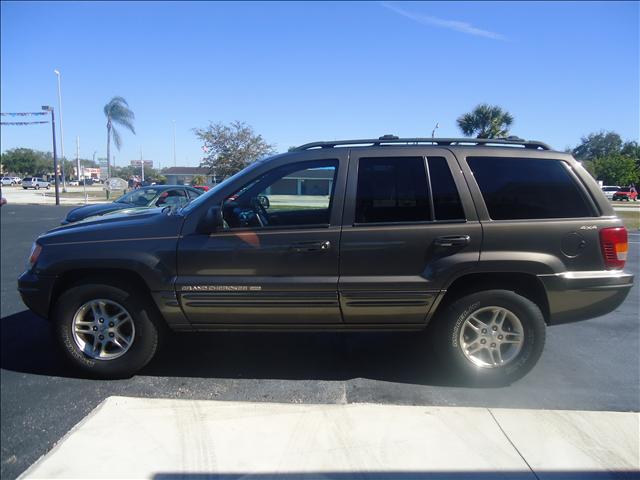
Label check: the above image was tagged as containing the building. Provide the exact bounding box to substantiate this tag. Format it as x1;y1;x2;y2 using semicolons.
162;167;215;186
267;168;334;195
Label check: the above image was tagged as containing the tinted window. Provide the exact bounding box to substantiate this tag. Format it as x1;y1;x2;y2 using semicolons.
467;157;594;219
223;160;338;229
186;189;200;200
355;157;430;224
428;157;465;220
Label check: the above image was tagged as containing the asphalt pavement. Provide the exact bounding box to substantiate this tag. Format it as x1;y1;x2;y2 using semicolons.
1;204;639;479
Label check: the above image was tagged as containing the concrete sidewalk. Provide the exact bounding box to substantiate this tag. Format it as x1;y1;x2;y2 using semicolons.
20;396;639;479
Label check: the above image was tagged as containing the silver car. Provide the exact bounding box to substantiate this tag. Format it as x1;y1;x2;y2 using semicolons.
22;177;50;190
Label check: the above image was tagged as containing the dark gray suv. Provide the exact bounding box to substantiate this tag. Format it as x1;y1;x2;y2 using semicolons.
18;136;633;383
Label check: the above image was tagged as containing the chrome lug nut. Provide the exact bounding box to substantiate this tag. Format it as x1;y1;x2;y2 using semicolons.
92;326;98;331
109;322;114;327
109;332;115;338
481;329;487;334
491;343;496;348
480;339;486;344
99;318;104;323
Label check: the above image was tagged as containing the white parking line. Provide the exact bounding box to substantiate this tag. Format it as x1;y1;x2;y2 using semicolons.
20;396;639;479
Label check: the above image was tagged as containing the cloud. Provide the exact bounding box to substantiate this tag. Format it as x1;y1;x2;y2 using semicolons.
380;2;507;41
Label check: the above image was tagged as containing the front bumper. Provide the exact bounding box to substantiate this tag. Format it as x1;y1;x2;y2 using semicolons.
538;270;634;325
18;270;57;320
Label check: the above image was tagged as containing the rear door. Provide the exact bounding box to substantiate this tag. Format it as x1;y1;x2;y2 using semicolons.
339;147;482;324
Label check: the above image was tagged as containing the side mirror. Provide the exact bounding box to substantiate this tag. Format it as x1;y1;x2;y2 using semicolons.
257;195;270;209
198;205;224;234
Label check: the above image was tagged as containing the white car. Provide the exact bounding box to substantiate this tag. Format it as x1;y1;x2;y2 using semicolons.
601;185;621;200
1;177;14;186
12;176;21;184
22;177;50;190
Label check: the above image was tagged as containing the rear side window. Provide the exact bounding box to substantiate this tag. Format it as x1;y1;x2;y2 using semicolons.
428;157;465;220
355;157;430;223
467;157;594;220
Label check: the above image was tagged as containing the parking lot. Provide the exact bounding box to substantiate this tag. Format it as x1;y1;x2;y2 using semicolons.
1;204;639;478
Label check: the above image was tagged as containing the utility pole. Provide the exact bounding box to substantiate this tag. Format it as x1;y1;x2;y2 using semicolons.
54;70;67;192
42;106;60;205
77;136;87;204
432;122;440;139
172;120;177;167
140;147;144;182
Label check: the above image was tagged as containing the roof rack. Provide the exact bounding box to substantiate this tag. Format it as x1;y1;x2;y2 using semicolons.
293;135;551;151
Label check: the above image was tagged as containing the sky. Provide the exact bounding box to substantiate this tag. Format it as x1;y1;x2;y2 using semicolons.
1;1;638;168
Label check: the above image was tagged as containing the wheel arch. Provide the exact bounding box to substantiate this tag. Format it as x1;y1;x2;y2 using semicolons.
433;272;550;324
50;268;166;326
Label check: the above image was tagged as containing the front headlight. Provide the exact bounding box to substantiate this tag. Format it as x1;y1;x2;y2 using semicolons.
27;242;42;270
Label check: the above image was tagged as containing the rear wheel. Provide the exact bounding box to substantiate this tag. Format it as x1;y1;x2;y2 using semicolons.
53;283;161;378
433;289;545;385
35;185;40;190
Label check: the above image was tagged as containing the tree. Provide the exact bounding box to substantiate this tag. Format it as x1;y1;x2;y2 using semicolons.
191;175;206;186
194;121;275;179
104;96;135;178
592;154;640;185
456;104;514;138
572;131;623;161
1;148;51;176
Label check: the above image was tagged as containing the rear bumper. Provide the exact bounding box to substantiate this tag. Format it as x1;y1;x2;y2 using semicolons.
18;270;56;320
538;270;634;325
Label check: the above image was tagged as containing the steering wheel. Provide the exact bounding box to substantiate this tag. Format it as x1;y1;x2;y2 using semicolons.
251;197;269;227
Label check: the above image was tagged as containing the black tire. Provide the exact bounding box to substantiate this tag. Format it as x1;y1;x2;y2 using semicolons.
53;283;161;378
433;289;546;386
35;185;40;190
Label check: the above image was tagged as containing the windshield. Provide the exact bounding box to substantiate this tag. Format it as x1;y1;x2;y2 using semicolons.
115;188;159;206
180;160;267;214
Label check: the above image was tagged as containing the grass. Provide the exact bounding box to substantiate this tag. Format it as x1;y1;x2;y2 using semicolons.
616;210;640;231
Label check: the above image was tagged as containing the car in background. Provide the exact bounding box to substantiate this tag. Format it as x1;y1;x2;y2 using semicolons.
61;185;203;224
601;185;621;200
12;176;21;184
22;177;50;190
1;177;15;186
68;180;80;186
79;179;94;186
612;187;638;202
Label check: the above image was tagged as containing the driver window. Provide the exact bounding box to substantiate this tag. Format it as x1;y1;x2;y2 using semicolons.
222;160;338;229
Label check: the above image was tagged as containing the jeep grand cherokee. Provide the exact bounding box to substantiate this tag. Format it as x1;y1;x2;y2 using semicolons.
18;136;633;383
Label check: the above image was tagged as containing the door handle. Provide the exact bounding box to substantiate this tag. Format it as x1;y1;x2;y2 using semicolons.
434;235;470;247
291;241;331;252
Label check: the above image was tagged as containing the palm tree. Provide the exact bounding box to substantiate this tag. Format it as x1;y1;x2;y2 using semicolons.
104;97;135;178
456;104;514;139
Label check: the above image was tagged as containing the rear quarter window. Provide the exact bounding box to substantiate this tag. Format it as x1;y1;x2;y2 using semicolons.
467;157;594;220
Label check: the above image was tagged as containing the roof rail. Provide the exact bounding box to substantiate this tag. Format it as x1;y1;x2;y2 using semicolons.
293;136;551;151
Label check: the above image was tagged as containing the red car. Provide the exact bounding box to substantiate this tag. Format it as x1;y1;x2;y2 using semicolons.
193;185;210;192
612;188;638;201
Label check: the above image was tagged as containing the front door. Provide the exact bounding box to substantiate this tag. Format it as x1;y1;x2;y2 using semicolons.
176;152;348;326
339;147;482;324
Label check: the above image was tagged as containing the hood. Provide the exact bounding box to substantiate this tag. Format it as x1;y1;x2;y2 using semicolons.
64;202;131;223
42;207;183;245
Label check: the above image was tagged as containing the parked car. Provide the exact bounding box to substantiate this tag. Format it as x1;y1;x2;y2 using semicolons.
601;185;621;200
68;180;80;186
12;176;21;184
612;187;638;202
1;177;15;186
78;179;94;186
19;136;633;382
61;185;203;224
22;177;50;189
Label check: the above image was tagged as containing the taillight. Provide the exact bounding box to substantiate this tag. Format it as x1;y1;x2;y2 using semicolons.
599;227;628;270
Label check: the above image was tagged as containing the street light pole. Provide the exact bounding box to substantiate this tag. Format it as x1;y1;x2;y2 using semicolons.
54;69;67;192
42;106;60;205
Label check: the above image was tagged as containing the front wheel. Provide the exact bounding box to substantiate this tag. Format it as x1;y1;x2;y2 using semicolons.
53;283;161;378
35;185;40;190
433;289;546;385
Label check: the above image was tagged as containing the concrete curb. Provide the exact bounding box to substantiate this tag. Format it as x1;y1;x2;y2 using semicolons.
19;396;640;479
